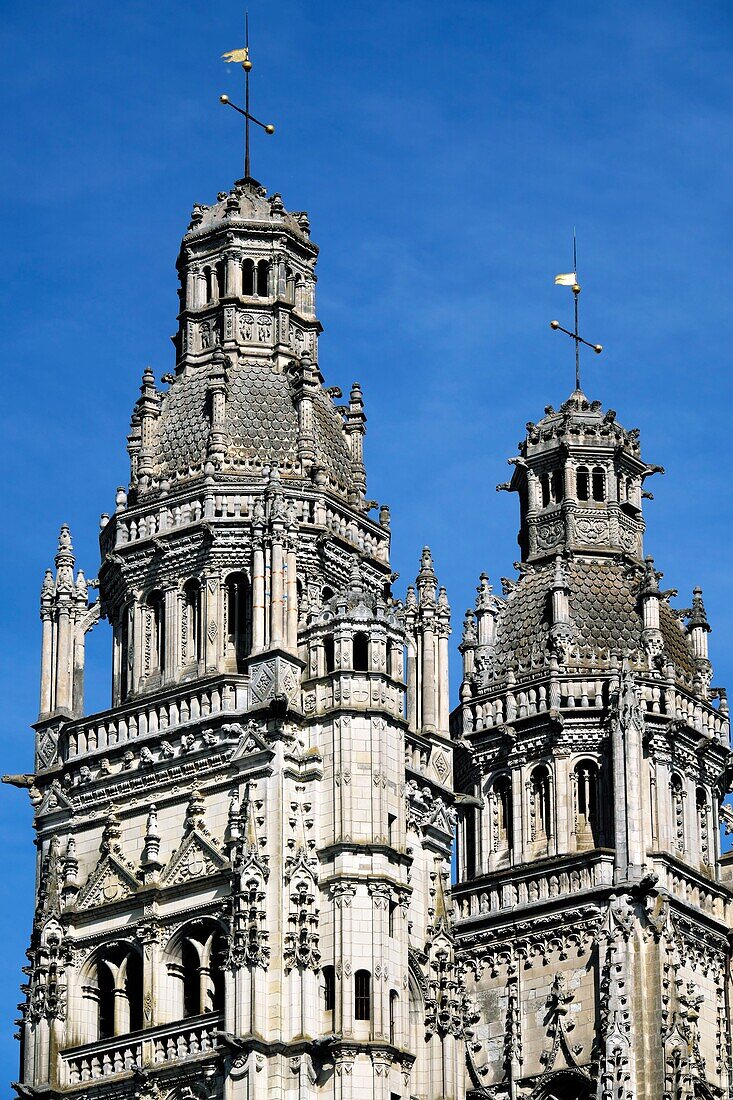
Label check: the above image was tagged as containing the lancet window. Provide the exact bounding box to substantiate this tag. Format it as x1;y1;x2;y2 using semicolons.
530;764;553;844
573;760;600;849
354;969;371;1021
242;258;255;296
389;989;399;1045
576;466;590;501
146;590;165;677
491;774;513;854
285;266;295;304
323;634;336;674
697;787;711;866
93;943;143;1040
256;259;269;296
182;579;202;665
352;631;370;671
168;923;226;1021
592;465;606;501
670;773;686;854
541;469;564;507
323;964;335;1013
225;572;251;670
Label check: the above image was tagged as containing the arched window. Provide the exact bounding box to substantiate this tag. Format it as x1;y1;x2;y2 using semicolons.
353;632;370;672
541;473;551;508
388;899;397;937
574;760;600;848
215;259;226;299
493;774;513;852
323;964;335;1013
592;466;606;501
285;266;295;304
551;469;564;503
119;605;131;701
147;590;165;675
322;585;335;604
464;805;477;877
323;634;335;674
530;765;552;842
242;258;255;296
171;924;226;1020
256;259;269;297
389;989;399;1045
576;466;590;501
95;944;143;1039
626;476;634;502
204;266;215;302
670;773;685;854
354;969;371;1021
182;580;202;664
182;938;201;1018
97;955;115;1040
697;787;710;865
226;573;251;670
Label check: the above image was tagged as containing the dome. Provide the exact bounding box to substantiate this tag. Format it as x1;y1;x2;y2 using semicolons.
145;357;354;494
490;556;696;679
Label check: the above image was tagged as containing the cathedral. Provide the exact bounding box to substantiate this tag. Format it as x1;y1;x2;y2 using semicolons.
8;74;732;1100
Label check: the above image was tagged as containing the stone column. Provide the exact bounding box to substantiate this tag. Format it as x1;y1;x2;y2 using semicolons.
39;595;55;716
420;612;437;733
55;601;72;713
227;252;242;297
285;536;298;653
269;532;284;649
163;587;178;684
252;531;266;653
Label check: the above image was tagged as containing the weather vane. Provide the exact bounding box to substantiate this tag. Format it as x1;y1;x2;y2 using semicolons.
550;233;602;392
220;12;275;181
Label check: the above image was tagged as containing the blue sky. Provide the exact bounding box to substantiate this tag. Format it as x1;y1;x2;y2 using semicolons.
1;0;732;1082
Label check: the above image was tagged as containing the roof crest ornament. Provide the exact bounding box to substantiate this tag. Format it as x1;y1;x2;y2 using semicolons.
550;232;603;392
220;13;275;183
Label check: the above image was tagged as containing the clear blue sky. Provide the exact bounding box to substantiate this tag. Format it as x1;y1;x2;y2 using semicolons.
1;0;732;1081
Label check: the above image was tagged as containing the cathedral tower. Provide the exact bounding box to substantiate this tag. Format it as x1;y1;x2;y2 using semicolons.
14;169;462;1100
452;390;732;1099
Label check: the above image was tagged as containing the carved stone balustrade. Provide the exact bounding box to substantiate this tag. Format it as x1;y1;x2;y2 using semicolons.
58;675;249;763
452;851;615;920
60;1013;221;1086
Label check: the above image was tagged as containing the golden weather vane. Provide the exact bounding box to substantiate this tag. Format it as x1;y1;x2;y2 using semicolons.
220;12;275;181
550;232;603;392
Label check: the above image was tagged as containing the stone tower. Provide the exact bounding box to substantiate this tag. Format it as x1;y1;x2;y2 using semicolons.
14;173;464;1100
452;390;732;1099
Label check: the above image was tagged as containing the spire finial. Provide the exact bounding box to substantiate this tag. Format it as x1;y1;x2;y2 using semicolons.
221;13;275;181
550;232;603;391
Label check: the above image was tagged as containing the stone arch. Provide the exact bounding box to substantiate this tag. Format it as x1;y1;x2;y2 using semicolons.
530;1068;594;1099
78;938;143;1043
161;918;227;1024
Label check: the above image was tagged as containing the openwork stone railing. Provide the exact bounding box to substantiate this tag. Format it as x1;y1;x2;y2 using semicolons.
463;673;728;743
453;852;615;920
61;1013;221;1086
652;856;730;921
104;489;389;563
60;676;248;761
62;1034;143;1085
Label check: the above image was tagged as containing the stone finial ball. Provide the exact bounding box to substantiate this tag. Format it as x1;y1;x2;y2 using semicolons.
243;59;253;71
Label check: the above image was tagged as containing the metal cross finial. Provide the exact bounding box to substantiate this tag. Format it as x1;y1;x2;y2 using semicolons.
220;13;275;181
550;234;603;391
